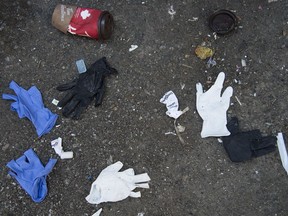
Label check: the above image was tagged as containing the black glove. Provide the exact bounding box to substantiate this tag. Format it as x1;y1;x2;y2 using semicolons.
222;117;276;162
56;57;117;119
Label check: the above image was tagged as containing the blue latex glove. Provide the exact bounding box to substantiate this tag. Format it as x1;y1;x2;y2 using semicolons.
2;81;58;137
6;149;57;202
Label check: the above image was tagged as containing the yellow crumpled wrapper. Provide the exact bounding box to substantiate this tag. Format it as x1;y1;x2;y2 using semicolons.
195;46;213;60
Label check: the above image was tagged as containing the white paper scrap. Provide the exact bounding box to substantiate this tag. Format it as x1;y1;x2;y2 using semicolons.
277;132;288;174
51;137;73;159
160;91;183;119
129;45;138;52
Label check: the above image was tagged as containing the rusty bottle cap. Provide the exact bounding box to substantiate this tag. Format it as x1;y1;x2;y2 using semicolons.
208;9;238;35
98;11;114;40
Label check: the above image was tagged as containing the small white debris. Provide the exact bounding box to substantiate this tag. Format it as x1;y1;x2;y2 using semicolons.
253;92;257;97
235;96;242;106
176;124;185;133
165;132;177;136
52;99;59;106
92;208;102;216
168;5;176;20
213;32;218;40
217;138;223;143
241;59;247;67
129;45;138;52
180;83;185;89
71;133;76;137
188;17;199;22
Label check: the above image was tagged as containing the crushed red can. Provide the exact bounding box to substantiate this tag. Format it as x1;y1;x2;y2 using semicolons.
52;4;114;40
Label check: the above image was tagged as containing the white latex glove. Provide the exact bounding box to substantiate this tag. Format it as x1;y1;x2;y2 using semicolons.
160;91;183;119
51;137;73;159
86;161;151;204
196;72;233;138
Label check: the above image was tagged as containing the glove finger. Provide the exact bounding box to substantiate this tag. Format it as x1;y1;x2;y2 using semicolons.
221;86;233;102
62;97;81;117
95;88;105;106
252;136;277;157
213;72;225;88
8;170;17;178
253;145;276;157
36;158;57;178
57;92;76;108
8;81;22;95
56;79;77;91
209;72;225;96
135;183;150;189
90;57;118;75
71;104;87;120
196;83;203;94
132;173;151;183
92;74;104;94
129;191;141;198
2;93;17;101
101;57;118;75
102;161;123;173
122;168;135;176
24;149;42;166
6;160;22;174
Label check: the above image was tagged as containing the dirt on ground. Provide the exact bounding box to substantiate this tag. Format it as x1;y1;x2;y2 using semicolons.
0;0;288;216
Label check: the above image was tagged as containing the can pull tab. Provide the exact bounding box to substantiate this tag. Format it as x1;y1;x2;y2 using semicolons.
76;59;87;73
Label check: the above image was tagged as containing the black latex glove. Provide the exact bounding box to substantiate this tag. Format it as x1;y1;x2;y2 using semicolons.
56;57;117;119
222;117;276;162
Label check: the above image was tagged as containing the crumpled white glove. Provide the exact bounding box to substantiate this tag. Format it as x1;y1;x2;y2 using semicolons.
86;161;151;204
51;137;73;159
160;91;183;119
196;72;233;138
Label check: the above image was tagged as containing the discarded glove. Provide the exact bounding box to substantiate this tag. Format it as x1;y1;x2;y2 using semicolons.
222;117;277;162
2;81;58;137
86;161;151;204
6;149;57;202
56;57;117;119
196;72;233;138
